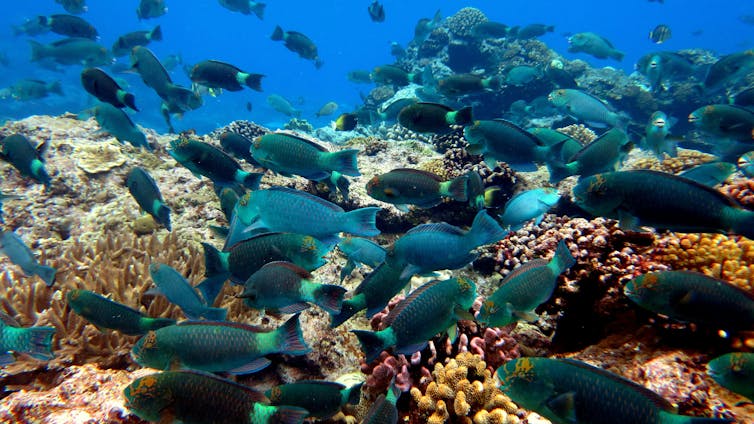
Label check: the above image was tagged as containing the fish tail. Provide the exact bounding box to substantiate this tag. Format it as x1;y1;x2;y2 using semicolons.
49;80;63;96
342;207;381;237
23;326;56;361
443;174;469;202
243;73;264;92
342;382;364;405
351;329;387;363
120;91;138;112
546;160;573;183
275;313;311;355
141;317;176;332
197;276;226;306
467;210;506;248
156;203;171;231
340;259;356;282
150;25;163;41
612;50;625;61
35;265;56;287
201;242;230;278
200;307;227;321
237;171;263;189
313;284;347;314
551;240;576;273
329;298;361;328
28;40;45;62
264;406;309;424
323;149;360;176
251;2;266;19
271;25;284;41
453;106;474;126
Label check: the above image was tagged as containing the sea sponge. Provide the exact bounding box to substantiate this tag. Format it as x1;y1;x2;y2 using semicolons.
445;7;488;39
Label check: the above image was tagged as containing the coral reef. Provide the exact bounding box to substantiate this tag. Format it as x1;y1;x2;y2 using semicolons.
555;124;597;144
419;28;450;59
629;149;716;173
284;118;314;133
445;7;488;39
722;179;754;209
210;120;270;140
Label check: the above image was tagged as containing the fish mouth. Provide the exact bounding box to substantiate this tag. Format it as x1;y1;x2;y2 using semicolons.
653;118;666;128
687;114;698;123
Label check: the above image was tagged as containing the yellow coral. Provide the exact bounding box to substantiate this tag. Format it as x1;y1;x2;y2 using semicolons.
555;124;597;144
630;149;715;174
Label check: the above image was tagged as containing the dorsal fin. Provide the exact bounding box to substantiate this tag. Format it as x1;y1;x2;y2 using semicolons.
384;280;443;326
389;168;443;182
264;261;313;279
206;59;243;74
267;186;344;212
269;133;328;152
406;222;465;236
0;311;20;327
501;259;548;284
176;320;270;333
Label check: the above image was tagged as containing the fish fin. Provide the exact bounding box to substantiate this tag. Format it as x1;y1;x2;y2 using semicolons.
200;307;228;321
24;326;56;360
0;352;15;366
209;225;229;238
617;210;641;231
447;324;458;343
483;156;499;169
196;276;226;306
322;149;360;176
35;265;56;287
237;171;263;190
340;259;356;282
229;357;271;375
399;264;422;280
276;303;310;314
264;406;310;424
467;210;506;248
201;243;230;278
144;287;163;297
443;174;469;202
344;382;364;405
342;207;380;237
395;342;428;356
454;306;475;322
330;298;363;328
546;392;578;423
276;313;311;355
552;240;576;272
314;284;347;314
512;309;540;322
352;329;387;363
453;106;474;126
465;143;484;155
395;204;410;213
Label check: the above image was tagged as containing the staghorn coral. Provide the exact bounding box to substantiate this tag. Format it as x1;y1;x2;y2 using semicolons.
630;149;716;173
409;352;522;424
555;124;597;144
445;7;488;39
652;233;754;292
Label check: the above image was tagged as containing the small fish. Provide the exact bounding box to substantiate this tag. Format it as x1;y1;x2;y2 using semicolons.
238;262;346;314
347;70;372;84
362;383;399;424
568;32;624;61
227;187;380;247
0;134;51;186
677;162;736;187
387;210;506;280
642;111;676;159
464;119;553;171
56;0;87;14
624;271;754;331
267;94;301;117
548;89;627;128
398;102;473;134
514;23;554;39
704;50;754;92
123;370;309;424
29;37;111;67
168;137;263;189
316;101;338;117
573;170;754;238
148;263;227;321
413;10;441;43
267;381;362;419
0;231;56;286
547;128;633;182
649;24;672;44
738;151;754;177
6;79;63;101
479;240;574;326
366;168;468;211
337;236;386;282
12;18;48;36
67;289;175;335
219;132;258;165
93;103;150;150
190;60;263;92
218;0;266;19
437;74;499;96
499;188;560;231
371;65;421;86
352;277;476;362
707;352;754;402
250;133;359;180
112;25;162;57
131;314;309;374
497;357;732;424
126;167;171;231
333;113;358;131
368;0;385;22
81;68;138;111
137;0;167;20
162;53;182;71
38;14;98;39
271;25;322;68
0;311;55;366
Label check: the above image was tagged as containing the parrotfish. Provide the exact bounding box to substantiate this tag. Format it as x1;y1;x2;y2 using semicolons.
6;79;63;101
0;191;21;223
330;261;411;328
56;0;87;14
131;46;171;97
316;101;338;117
81;67;138;111
126;167;171;231
131;314;309;374
528;127;584;163
398;102;473;134
636;52;694;92
266;380;362;419
437;74;499;96
0;231;56;286
704;50;754;92
548;89;628;128
0;311;55;366
677;162;736;187
148;263;227;321
214;184;244;221
123;370;309;424
413;10;441;43
499;188;560;231
67;289;175;335
688;104;754;142
547;128;632;182
371;65;421;86
643;111;676;159
136;0;167;20
190;60;264;92
738;151;754;178
568;32;624;61
497;357;732;424
505;66;542;86
624;271;754;331
464;119;553;171
514;24;555;39
168;137;263;189
352;277;476;362
238;261;346;314
337;236;386;282
0;133;51;186
573;170;754;239
218;0;266;19
111;25;162;57
270;25;322;68
386;210;506;280
707;352;754;402
466;171;486;210
227;186;380;247
478;240;574;326
366;168;468;211
362;382;399;424
93;103;150;150
250;133;360;180
219;132;259;165
29;37;110;67
38;14;98;39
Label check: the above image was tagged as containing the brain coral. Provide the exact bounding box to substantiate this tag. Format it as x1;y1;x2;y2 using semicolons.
445;7;488;38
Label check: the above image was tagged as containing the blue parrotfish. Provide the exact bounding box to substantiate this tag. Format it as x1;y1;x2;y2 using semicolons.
0;231;56;286
497;357;732;424
93;102;150;150
352;277;476;362
548;89;628;128
67;289;175;335
337;237;386;282
478;240;574;327
398;102;473;134
361;382;400;424
642;111;676;159
464;119;553;171
148;263;227;321
0;133;51;186
499;188;560;231
0;310;55;366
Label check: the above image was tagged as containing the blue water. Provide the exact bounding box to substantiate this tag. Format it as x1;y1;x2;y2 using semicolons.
0;0;752;134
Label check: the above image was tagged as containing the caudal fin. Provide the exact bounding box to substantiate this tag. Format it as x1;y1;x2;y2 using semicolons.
323;149;360;176
442;174;469;202
313;284;347;314
35;265;56;287
550;240;576;273
200;306;227;321
155;203;171;231
352;329;387;363
275;313;311;356
271;25;284;41
730;210;754;241
23;326;56;361
251;2;266;19
453;106;474;126
466;210;506;249
243;73;264;92
49;81;63;96
122;92;139;112
236;171;263;189
29;40;46;62
342;207;381;237
330;298;363;328
150;25;163;41
202;242;230;279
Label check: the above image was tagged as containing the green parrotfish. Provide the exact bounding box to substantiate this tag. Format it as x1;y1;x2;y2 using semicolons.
148;263;227;321
548;89;627;128
547;128;632;182
707;352;754;402
398;102;473;134
270;25;322;68
0;311;55;366
337;236;386;282
126;167;171;231
266;380;362;419
464;119;553;171
366;168;468;211
93;102;150;150
81;67;138;111
250;133;360;180
168;137;263;189
67;289;175;335
0;133;51;186
190;60;264;92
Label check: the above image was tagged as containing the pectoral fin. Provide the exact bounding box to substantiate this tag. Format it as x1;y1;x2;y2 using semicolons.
546;391;578;423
